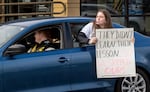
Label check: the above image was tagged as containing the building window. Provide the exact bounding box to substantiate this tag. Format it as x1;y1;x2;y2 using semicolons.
80;0;150;36
0;0;52;22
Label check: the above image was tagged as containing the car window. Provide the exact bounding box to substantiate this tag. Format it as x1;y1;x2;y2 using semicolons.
70;23;88;48
27;27;61;52
0;25;24;48
8;25;62;55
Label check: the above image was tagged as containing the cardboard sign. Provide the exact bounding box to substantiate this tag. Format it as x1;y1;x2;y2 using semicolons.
96;28;136;78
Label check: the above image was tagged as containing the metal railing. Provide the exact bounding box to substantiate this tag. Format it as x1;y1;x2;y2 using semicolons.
0;1;66;22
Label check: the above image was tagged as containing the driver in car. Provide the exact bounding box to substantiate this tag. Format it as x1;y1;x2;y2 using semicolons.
28;29;55;53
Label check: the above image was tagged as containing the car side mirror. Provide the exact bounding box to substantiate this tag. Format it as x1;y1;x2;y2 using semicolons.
4;44;27;56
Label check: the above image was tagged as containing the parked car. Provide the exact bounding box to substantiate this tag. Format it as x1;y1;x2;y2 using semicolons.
0;17;149;92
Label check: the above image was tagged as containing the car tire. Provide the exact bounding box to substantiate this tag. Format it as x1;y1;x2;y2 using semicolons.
115;68;150;92
129;21;140;32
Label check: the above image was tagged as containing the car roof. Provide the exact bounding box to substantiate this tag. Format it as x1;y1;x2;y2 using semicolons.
3;17;124;28
6;17;94;27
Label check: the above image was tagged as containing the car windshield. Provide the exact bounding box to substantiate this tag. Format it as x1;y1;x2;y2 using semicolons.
0;25;24;48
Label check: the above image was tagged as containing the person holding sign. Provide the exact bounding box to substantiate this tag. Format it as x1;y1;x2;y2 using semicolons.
78;9;113;46
78;9;136;78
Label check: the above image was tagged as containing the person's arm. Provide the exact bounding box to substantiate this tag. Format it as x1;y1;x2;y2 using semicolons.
45;47;55;51
78;32;89;44
77;22;93;45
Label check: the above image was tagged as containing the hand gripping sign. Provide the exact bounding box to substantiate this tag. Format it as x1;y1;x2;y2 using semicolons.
96;28;136;78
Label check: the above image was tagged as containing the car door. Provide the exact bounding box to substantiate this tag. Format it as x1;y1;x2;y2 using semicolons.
68;22;98;91
69;46;97;91
2;24;71;92
2;47;71;92
68;22;112;91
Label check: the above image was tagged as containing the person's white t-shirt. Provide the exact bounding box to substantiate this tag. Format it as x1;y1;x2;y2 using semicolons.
80;22;95;39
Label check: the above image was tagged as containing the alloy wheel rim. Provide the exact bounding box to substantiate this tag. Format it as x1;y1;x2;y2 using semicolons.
121;73;146;92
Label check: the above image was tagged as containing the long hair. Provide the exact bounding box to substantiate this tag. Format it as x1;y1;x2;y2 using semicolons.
93;9;113;29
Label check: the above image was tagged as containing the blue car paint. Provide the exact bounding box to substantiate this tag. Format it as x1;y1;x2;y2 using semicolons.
0;17;149;92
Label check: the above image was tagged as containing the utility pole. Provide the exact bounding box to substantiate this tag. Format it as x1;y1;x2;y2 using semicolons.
124;0;129;27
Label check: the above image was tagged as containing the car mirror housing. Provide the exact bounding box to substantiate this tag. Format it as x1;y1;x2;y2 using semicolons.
4;44;27;56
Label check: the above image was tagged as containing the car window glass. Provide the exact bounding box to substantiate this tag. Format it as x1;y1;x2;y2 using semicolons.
8;25;62;55
27;26;61;53
70;23;88;48
0;25;24;48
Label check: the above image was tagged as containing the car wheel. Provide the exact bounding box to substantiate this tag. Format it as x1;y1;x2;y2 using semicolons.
116;68;150;92
129;21;140;32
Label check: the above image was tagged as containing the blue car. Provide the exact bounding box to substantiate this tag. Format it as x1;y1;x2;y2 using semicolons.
0;17;150;92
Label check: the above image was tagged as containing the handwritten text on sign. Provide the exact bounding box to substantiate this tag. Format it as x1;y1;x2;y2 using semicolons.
96;28;136;78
